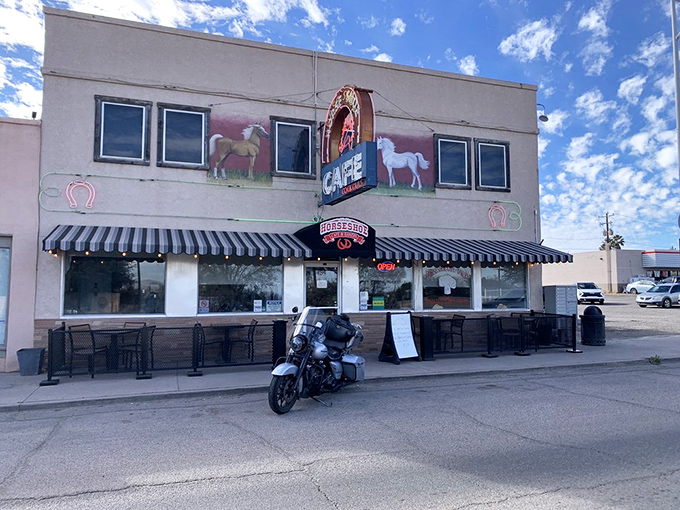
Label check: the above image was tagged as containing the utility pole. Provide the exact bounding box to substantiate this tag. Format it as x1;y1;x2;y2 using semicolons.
600;212;614;293
672;1;680;242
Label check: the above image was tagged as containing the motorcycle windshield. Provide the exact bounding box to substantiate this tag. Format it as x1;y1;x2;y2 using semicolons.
293;307;337;338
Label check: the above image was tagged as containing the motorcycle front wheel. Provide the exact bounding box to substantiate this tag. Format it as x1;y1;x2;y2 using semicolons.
268;375;297;414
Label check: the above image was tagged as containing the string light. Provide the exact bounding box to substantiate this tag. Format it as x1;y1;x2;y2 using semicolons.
85;251;90;256
122;252;127;257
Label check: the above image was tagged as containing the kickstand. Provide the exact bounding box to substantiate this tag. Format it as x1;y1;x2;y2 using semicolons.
311;395;333;407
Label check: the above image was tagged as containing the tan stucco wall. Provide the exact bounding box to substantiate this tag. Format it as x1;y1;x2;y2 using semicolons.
37;8;545;321
542;250;644;292
0;118;40;372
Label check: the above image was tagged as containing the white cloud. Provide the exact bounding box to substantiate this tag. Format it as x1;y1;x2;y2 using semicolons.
374;53;392;63
566;133;595;160
574;88;617;124
390;18;406;36
580;39;612;76
540;108;568;135
458;55;478;76
0;0;44;52
0;80;42;118
360;44;380;54
620;132;653;155
498;19;558;62
564;62;573;73
416;10;434;24
359;15;378;29
576;0;613;76
632;32;670;68
617;75;647;104
577;0;610;37
444;48;456;61
538;137;550;159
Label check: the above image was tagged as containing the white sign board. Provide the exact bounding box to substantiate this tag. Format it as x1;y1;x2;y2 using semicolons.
389;313;419;360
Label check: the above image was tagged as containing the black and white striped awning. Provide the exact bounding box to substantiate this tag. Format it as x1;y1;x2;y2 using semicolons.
375;237;572;263
42;225;312;258
43;225;571;263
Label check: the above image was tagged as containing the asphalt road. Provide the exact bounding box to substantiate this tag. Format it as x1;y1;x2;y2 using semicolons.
1;360;679;509
581;293;680;339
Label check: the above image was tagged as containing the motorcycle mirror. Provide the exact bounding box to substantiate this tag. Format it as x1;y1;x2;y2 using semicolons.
292;306;298;313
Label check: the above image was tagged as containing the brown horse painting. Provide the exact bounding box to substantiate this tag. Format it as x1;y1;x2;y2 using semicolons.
208;124;269;180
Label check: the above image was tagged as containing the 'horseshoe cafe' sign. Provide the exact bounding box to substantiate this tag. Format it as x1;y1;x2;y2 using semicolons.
294;217;376;259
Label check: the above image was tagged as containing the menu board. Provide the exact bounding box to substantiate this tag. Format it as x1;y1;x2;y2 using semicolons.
389;313;418;360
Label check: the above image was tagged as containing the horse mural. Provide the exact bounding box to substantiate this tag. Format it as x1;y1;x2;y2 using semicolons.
209;124;269;180
376;137;430;191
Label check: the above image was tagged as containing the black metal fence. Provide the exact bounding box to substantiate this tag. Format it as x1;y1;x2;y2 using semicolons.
413;312;578;360
40;312;577;384
40;320;289;385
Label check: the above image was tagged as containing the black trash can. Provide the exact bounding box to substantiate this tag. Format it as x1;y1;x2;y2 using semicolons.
580;306;605;346
17;348;45;376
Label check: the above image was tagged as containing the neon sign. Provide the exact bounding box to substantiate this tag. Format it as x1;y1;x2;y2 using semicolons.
376;261;396;272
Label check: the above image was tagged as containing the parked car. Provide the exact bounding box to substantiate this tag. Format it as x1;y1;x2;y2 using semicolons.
576;282;605;304
636;283;680;308
624;280;656;294
661;276;680;284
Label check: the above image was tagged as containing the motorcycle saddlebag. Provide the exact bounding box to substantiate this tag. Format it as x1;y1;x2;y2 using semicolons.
341;354;365;381
324;314;356;348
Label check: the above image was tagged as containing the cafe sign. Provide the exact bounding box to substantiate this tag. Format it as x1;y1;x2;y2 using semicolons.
319;141;377;206
319;85;377;206
294;217;376;258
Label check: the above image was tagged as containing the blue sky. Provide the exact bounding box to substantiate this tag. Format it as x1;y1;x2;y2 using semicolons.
1;0;677;253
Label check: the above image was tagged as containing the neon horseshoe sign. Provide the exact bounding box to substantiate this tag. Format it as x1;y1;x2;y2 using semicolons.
488;204;507;228
66;180;96;209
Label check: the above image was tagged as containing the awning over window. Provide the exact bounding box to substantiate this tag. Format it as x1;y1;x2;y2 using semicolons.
375;237;572;263
42;225;312;258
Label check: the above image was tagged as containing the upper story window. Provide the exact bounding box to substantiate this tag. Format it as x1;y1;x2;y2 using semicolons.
271;117;315;178
94;96;151;165
157;104;210;169
435;134;471;188
476;140;510;191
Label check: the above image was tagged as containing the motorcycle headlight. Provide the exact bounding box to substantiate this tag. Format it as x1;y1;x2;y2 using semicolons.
291;334;308;353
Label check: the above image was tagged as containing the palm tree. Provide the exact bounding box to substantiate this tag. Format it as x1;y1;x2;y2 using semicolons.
600;234;625;250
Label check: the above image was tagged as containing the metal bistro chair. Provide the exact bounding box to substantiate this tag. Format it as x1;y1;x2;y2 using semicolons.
447;314;466;352
120;323;156;371
227;319;257;363
67;323;108;378
498;316;522;352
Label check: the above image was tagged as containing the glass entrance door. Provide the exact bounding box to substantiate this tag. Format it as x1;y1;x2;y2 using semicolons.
305;263;339;307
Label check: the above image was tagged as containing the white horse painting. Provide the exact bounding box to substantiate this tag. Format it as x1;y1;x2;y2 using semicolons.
376;137;430;191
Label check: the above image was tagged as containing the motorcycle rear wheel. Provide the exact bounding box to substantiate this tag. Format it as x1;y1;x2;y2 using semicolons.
268;375;297;414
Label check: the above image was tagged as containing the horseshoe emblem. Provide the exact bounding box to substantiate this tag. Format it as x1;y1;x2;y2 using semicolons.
66;180;96;209
337;238;352;250
488;204;507;228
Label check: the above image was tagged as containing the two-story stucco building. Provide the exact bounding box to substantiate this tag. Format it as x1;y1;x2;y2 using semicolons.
31;7;570;356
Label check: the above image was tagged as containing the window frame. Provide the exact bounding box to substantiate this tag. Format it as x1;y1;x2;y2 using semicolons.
475;139;510;192
270;116;316;179
157;103;210;169
434;134;472;189
94;95;151;165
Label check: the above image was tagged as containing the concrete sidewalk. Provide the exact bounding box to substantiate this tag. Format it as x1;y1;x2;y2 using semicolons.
2;334;679;412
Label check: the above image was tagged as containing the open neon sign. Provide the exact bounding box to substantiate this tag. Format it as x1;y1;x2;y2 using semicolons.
376;261;396;272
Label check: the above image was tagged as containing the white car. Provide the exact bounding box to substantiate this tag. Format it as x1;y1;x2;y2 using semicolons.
624;280;656;294
576;282;605;304
636;283;680;308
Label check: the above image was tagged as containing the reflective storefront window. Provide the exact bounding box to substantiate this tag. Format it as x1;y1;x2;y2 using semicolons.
64;255;166;315
481;263;527;309
198;255;283;313
359;259;412;310
423;262;472;309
